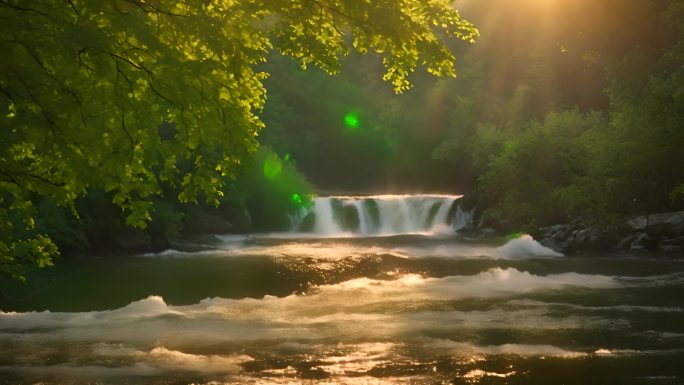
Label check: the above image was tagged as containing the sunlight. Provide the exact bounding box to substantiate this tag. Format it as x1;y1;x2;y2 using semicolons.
454;0;570;101
3;0;683;383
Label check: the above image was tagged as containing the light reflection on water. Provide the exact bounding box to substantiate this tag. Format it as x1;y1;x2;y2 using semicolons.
1;233;684;384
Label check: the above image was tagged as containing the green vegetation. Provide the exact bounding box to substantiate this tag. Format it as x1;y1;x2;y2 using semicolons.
0;0;477;279
462;0;684;230
260;0;683;231
4;0;684;279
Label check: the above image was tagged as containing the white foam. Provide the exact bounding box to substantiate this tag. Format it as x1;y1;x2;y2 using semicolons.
142;248;185;257
497;234;563;258
140;235;563;261
0;346;251;379
423;338;586;358
0;363;162;379
464;369;516;379
140;248;232;258
308;268;616;304
147;347;252;373
0;268;620;359
109;295;180;318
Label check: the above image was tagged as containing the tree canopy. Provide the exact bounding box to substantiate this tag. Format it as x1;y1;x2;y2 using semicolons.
0;0;477;279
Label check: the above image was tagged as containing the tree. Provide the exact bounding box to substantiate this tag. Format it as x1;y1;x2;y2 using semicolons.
0;0;477;279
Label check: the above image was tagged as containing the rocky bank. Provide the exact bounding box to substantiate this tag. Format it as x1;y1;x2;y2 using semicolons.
537;211;684;255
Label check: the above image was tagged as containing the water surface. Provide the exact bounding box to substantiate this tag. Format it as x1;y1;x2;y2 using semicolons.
2;196;684;384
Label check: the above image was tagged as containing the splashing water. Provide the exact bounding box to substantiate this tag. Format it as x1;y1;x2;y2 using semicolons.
497;234;563;258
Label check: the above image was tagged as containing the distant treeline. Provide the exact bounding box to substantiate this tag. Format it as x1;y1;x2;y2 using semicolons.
260;0;684;230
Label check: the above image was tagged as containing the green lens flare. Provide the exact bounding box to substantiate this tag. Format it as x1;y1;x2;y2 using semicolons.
290;193;303;205
263;153;282;180
344;111;360;129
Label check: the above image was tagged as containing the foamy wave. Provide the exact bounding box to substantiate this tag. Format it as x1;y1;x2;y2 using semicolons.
464;369;516;379
140;233;565;260
0;345;251;380
309;268;616;303
147;347;252;372
0;268;618;332
422;338;586;357
0;363;161;379
141;249;234;258
142;248;185;257
0;265;675;383
497;234;563;258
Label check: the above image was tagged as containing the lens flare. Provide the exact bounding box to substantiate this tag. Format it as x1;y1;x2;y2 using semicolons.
263;153;282;180
344;111;360;129
290;193;303;205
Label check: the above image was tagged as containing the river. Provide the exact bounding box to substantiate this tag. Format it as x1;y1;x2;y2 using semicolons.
1;195;683;384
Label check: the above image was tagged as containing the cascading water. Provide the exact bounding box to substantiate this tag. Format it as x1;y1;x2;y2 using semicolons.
311;197;343;235
452;203;474;231
294;194;462;235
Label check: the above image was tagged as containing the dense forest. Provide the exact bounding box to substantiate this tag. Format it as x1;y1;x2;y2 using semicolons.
263;0;684;231
2;0;684;278
260;0;684;230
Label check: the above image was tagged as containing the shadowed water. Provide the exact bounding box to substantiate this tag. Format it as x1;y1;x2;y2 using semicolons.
1;230;684;384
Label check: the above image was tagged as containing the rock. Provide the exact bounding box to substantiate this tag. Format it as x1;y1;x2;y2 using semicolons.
576;228;599;243
625;217;648;232
533;212;684;254
661;235;684;246
658;236;684;252
560;226;621;253
540;237;563;253
617;233;642;250
630;233;658;251
540;224;569;235
624;211;684;237
658;242;682;252
551;229;568;242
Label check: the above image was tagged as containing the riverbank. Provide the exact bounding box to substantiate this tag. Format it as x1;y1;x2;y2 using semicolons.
462;211;684;256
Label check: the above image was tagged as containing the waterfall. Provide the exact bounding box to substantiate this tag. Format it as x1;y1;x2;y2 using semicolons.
294;194;462;236
312;197;343;235
452;203;474;231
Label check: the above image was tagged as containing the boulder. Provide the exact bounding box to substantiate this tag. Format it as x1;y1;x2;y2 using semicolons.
624;211;684;237
539;237;563;253
539;224;571;242
658;236;684;252
616;233;642;251
630;233;658;251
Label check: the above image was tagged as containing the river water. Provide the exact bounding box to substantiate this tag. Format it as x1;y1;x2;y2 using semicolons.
1;195;684;384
